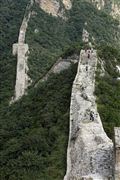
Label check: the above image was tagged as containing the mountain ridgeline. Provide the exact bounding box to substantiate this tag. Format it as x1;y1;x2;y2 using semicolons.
0;0;120;179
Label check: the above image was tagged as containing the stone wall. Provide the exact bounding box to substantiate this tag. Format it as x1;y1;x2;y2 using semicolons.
35;54;79;87
64;49;114;180
14;44;30;100
11;0;33;103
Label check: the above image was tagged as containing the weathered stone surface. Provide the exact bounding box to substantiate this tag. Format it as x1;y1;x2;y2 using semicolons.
53;61;71;73
91;0;105;10
111;2;120;20
35;0;120;20
12;44;18;56
64;50;114;180
35;55;79;86
63;0;72;10
14;44;30;100
35;0;72;18
35;0;60;17
11;0;33;103
82;28;89;43
114;128;120;180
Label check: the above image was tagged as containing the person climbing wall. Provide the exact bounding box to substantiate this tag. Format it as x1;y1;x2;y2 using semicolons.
87;49;91;59
90;111;95;121
86;66;88;71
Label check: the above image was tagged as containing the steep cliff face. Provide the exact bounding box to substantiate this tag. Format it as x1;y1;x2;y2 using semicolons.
35;0;72;17
35;0;61;17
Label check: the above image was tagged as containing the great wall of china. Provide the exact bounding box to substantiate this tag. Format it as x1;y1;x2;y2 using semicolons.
63;25;120;179
11;0;34;102
11;0;120;102
64;48;114;179
11;1;120;179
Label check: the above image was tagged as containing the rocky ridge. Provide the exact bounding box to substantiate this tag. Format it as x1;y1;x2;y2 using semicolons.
35;0;72;17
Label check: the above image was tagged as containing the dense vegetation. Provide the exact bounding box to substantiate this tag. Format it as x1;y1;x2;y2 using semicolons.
96;45;120;138
27;1;119;83
0;64;77;180
0;0;120;179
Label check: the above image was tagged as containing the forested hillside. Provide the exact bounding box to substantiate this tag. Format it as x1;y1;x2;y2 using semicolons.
0;0;120;179
26;1;119;83
0;64;77;179
0;0;29;106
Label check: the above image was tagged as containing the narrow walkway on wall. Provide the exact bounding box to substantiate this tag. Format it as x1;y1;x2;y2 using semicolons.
11;0;33;103
64;49;114;180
